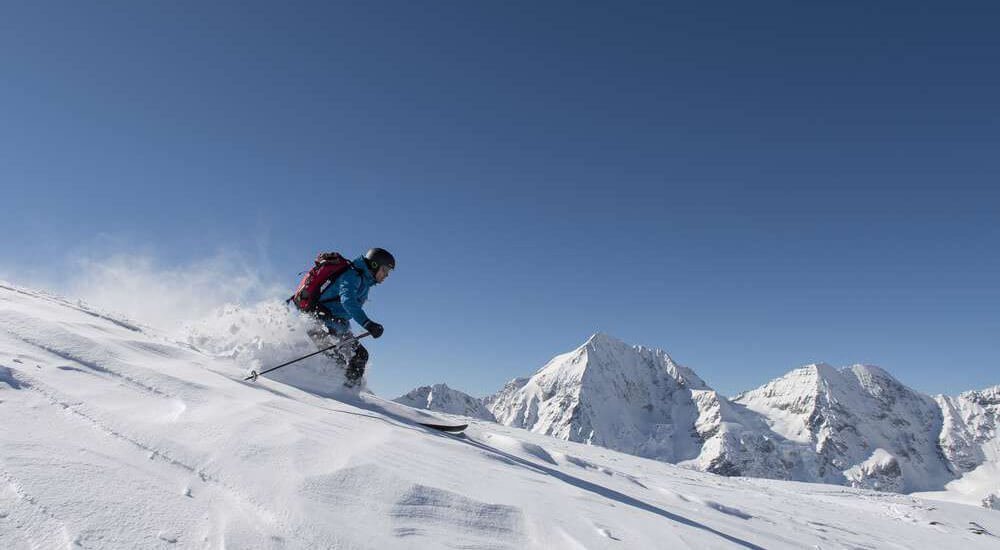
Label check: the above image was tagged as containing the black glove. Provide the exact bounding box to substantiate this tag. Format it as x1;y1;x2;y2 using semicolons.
363;320;384;339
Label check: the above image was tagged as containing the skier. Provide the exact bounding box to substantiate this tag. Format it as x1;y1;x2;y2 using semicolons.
303;247;395;388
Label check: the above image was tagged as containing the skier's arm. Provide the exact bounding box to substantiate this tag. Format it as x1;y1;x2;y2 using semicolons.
336;271;371;326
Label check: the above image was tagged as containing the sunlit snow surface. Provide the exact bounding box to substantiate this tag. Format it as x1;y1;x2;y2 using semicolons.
1;283;998;549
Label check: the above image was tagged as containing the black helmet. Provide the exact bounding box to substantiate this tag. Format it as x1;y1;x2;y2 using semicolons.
364;247;395;272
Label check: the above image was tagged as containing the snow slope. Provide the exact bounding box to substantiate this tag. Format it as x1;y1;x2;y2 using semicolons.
2;283;999;549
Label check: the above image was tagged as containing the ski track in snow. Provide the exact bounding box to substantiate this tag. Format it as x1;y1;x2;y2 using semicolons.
0;303;342;547
0;468;72;549
5;363;334;548
0;283;143;333
0;311;171;398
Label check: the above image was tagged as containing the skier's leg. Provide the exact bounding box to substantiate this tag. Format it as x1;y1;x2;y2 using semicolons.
314;316;368;386
343;344;368;387
305;316;367;387
306;317;352;367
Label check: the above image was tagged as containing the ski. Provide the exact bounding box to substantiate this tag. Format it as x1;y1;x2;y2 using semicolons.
418;422;468;433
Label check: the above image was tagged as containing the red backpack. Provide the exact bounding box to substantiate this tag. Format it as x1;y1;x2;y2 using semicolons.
289;252;358;312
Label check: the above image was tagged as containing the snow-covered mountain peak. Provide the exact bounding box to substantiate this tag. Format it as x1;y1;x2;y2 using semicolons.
808;361;837;373
392;382;495;421
848;363;890;376
734;363;833;412
964;385;1000;404
488;334;711;462
521;333;687;395
571;333;706;391
582;331;624;349
736;362;952;492
935;384;1000;503
802;362;841;386
845;364;916;407
735;362;909;412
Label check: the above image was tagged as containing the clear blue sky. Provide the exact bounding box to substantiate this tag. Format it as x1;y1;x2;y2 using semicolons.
2;2;998;398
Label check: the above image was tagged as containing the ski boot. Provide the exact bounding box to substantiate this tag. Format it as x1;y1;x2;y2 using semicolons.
342;345;368;389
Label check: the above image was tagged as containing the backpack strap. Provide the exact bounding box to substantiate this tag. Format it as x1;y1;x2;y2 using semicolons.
317;263;367;305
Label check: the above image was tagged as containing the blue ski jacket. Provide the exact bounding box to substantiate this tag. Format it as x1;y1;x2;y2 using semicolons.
316;256;377;327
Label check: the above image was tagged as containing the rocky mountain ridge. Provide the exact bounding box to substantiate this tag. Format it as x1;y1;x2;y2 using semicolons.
397;333;999;503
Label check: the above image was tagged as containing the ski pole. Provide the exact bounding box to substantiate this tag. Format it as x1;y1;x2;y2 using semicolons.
244;332;371;381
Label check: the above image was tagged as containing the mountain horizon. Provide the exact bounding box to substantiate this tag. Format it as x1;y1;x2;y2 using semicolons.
398;332;1000;505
